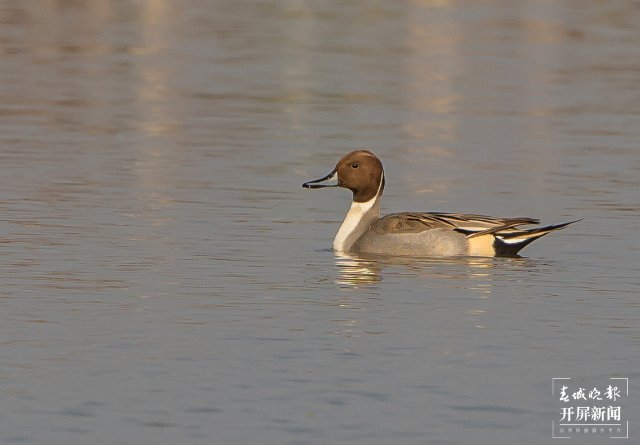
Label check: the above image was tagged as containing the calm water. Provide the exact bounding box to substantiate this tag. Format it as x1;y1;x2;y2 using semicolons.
1;1;639;444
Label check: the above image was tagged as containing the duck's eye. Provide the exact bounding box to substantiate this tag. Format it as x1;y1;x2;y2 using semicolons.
351;163;359;168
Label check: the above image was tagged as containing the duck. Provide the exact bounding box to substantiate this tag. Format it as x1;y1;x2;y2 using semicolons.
302;150;577;257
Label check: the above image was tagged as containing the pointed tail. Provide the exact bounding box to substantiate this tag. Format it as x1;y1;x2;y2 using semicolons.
494;219;581;256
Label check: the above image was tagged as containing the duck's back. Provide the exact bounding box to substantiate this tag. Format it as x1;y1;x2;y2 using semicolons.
351;213;468;256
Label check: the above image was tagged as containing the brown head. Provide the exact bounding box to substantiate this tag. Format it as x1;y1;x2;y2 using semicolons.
302;150;385;202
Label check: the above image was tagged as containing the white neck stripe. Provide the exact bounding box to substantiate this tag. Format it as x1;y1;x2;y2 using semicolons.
332;172;383;252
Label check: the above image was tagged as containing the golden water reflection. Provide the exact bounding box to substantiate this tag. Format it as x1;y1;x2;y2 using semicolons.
335;251;538;292
332;252;543;337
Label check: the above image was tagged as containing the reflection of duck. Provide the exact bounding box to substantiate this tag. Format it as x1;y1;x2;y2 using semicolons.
334;251;382;287
334;251;500;287
304;150;578;257
335;251;541;298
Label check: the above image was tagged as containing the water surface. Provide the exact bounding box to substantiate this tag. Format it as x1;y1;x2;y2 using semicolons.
1;1;639;444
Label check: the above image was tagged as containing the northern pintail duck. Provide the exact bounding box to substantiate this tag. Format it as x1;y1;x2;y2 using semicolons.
303;150;577;257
